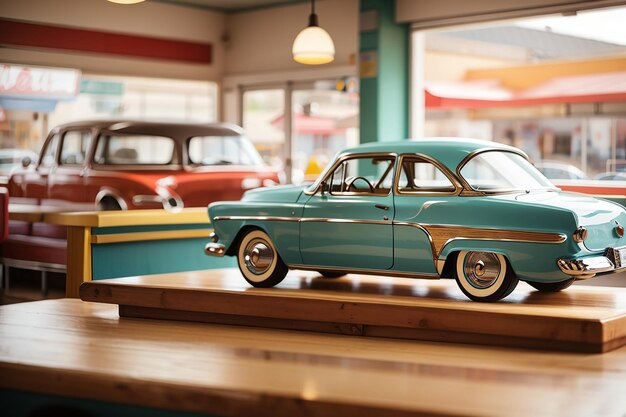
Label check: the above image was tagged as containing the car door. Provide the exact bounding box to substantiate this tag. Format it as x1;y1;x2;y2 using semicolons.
23;132;59;203
48;129;92;209
392;154;462;275
300;154;396;270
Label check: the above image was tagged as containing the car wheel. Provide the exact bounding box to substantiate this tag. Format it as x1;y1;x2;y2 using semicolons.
527;279;575;292
455;250;518;302
318;271;345;279
97;196;122;211
237;229;288;288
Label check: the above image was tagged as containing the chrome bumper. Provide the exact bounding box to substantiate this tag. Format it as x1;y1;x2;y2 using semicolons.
557;256;617;279
204;242;226;257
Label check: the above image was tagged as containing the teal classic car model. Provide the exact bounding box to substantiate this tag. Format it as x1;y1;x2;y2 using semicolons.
205;139;626;302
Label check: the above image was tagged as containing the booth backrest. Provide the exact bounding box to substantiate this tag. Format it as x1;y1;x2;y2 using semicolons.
0;188;8;243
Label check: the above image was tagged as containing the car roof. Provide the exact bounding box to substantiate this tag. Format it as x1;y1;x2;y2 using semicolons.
340;138;523;172
51;120;244;139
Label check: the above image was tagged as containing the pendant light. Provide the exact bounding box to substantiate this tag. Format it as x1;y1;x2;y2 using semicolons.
107;0;145;4
292;0;335;65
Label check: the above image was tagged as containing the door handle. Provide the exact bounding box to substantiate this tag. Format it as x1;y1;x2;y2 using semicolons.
375;204;389;211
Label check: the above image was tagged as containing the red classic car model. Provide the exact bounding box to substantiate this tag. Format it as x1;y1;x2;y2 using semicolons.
8;120;279;211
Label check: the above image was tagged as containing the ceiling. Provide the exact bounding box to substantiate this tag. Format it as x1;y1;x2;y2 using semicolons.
153;0;308;13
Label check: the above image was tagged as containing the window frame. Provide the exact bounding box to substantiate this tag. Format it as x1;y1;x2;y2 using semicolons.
394;153;462;196
58;130;92;167
92;133;181;169
38;133;60;169
308;152;398;197
456;148;558;195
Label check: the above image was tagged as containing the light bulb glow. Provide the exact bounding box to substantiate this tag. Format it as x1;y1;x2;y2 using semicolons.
107;0;145;4
292;26;335;65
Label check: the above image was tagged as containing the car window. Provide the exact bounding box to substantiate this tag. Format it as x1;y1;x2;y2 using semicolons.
188;135;264;166
326;155;395;195
40;134;59;168
397;157;456;193
94;135;176;165
60;131;91;166
460;151;554;191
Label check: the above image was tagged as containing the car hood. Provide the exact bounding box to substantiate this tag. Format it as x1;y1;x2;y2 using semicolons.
242;184;307;203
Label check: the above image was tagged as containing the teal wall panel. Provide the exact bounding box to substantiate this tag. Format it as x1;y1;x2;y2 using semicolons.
92;238;236;280
359;0;409;145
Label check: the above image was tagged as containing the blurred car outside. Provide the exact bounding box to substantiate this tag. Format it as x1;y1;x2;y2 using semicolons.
595;172;626;181
8;120;280;211
0;149;38;185
533;161;588;181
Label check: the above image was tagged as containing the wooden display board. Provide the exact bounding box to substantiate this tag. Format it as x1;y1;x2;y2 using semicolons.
80;269;626;353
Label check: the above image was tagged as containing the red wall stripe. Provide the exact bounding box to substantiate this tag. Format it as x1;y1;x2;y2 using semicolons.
0;18;212;64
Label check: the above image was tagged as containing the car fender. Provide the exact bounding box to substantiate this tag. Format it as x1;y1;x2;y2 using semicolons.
438;239;572;283
209;201;303;264
95;187;128;210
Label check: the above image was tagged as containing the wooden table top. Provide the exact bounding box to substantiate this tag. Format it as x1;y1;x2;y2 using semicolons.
1;298;626;417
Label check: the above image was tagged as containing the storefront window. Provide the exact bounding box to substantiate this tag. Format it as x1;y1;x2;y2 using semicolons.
417;6;626;183
0;66;218;181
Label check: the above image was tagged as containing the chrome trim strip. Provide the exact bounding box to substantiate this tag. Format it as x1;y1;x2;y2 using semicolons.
304;152;398;196
393;153;463;196
213;216;391;225
419;223;567;259
300;218;390;225
132;195;162;205
289;264;441;279
213;215;300;222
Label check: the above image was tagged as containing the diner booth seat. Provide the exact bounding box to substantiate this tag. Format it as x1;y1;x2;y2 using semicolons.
0;190;67;294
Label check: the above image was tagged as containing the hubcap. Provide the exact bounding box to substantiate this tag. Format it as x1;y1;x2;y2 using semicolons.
464;252;501;289
243;238;274;275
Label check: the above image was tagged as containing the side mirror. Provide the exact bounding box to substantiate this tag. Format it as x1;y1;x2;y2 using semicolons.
319;180;329;195
21;156;32;168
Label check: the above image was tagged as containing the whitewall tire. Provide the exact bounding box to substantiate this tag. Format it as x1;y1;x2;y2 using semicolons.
237;229;288;288
455;250;518;302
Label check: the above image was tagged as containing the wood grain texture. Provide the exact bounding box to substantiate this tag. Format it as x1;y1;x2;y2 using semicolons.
80;269;626;353
2;299;626;416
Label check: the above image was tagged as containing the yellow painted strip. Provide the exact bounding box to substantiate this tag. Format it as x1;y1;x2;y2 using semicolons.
91;229;211;244
45;207;210;227
66;226;92;298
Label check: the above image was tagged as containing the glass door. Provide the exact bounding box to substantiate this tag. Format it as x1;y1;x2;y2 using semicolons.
242;89;287;182
291;81;359;184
